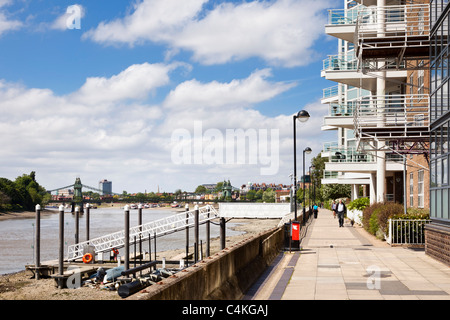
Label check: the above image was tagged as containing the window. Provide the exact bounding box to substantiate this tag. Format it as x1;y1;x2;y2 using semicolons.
418;170;424;208
409;172;414;207
418;68;425;96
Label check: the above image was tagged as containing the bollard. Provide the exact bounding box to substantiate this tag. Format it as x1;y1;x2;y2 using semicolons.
86;203;90;243
185;204;189;264
124;205;130;271
206;207;210;257
138;204;142;255
35;204;41;280
58;205;65;289
194;205;199;262
75;206;80;245
220;217;226;250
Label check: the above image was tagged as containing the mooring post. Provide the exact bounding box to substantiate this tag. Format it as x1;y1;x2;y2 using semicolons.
194;205;199;262
138;204;142;255
85;203;90;243
206;207;210;257
220;217;226;250
124;205;130;271
58;205;64;289
185;204;189;264
75;206;80;245
35;204;41;280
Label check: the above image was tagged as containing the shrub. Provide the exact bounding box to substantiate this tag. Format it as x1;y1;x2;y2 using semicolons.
362;202;383;233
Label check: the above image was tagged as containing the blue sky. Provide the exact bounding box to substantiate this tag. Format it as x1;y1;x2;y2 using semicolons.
0;0;340;194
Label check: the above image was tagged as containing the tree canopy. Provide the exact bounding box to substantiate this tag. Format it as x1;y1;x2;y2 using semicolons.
0;171;49;212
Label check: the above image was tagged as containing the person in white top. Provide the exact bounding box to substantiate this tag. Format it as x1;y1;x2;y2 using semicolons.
337;199;346;228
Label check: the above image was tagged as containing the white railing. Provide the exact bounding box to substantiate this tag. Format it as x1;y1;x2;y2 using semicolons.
354;94;429;131
387;218;431;246
67;205;219;261
356;4;430;39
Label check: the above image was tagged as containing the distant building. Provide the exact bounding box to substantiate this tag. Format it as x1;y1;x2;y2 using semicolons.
99;179;112;195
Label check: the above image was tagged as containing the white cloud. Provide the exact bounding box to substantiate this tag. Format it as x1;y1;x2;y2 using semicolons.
70;62;181;105
0;61;330;192
0;0;22;36
83;0;330;67
163;68;296;110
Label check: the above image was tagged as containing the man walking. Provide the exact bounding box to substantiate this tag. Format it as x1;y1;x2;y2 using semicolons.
337;199;346;227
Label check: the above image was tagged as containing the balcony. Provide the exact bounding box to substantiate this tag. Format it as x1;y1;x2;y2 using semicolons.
322;85;339;103
355;4;430;68
322;103;356;129
321;49;407;91
325;7;364;42
354;94;430;141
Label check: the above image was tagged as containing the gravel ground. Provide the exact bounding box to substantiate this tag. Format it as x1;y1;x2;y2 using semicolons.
0;218;280;300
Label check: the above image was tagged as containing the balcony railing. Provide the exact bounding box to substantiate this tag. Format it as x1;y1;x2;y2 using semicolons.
327;7;366;25
329;103;355;116
330;147;375;163
323;53;358;71
323;85;339;100
323;141;338;152
323;171;339;179
354;94;430;136
356;4;430;40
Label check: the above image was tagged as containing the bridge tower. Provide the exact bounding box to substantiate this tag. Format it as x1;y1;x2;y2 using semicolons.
73;177;83;213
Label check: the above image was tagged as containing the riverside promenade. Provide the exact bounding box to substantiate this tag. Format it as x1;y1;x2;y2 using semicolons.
245;209;450;300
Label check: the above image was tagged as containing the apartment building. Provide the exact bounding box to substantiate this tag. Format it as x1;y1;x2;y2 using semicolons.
321;0;430;207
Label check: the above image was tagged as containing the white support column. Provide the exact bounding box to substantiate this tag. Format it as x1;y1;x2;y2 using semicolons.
376;0;386;204
370;173;377;205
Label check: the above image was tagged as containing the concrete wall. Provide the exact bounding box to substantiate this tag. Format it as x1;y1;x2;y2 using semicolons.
127;227;285;300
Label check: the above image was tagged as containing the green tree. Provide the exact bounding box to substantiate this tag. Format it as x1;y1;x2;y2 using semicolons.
246;189;256;201
262;188;276;203
195;185;207;194
322;184;351;200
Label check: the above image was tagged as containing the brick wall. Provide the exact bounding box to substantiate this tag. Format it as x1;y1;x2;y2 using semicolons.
425;224;450;266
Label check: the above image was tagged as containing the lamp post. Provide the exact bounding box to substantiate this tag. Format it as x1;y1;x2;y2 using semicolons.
303;147;312;224
293;110;310;221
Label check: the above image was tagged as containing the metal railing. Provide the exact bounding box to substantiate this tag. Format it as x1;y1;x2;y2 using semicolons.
354;94;430;135
356;4;430;39
323;53;358;71
327;7;367;25
387;218;431;246
329;103;355;116
323;85;339;100
67;205;219;261
323;141;338;152
323;170;339;179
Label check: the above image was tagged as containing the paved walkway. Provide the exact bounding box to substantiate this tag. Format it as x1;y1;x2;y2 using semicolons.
245;209;450;300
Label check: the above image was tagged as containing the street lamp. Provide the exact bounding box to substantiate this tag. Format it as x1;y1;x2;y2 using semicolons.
293;110;310;221
303;147;312;224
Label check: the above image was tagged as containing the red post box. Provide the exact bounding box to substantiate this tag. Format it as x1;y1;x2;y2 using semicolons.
291;222;300;241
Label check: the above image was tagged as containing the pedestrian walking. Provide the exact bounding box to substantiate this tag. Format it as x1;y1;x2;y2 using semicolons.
313;204;318;219
337;199;346;227
331;200;337;219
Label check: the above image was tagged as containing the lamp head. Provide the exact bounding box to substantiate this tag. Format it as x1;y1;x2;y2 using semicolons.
296;110;310;123
304;147;312;154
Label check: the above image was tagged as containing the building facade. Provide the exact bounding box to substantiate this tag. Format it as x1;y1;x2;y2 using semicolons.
98;179;112;196
321;0;431;206
427;0;450;265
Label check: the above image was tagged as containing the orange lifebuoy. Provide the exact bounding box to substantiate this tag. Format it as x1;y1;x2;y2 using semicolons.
82;253;93;264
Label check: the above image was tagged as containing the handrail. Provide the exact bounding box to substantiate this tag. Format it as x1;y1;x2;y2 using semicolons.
354;94;430;129
67;205;219;261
